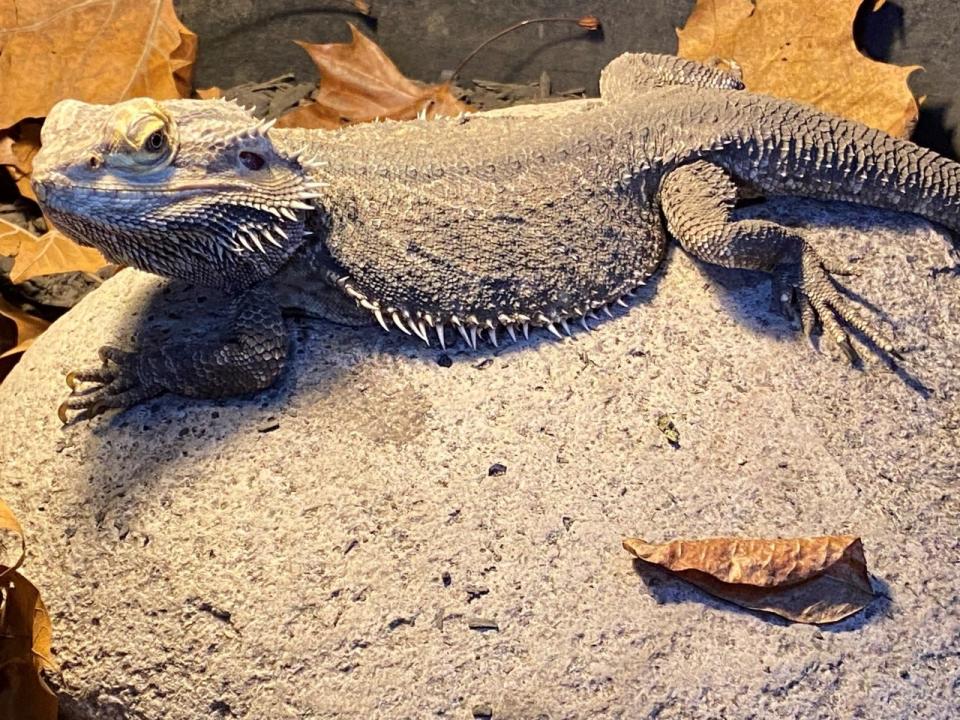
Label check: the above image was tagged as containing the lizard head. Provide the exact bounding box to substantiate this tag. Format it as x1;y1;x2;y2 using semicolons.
32;97;323;291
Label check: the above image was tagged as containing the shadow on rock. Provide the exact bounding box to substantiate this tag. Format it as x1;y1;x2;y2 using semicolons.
73;267;665;502
699;196;950;397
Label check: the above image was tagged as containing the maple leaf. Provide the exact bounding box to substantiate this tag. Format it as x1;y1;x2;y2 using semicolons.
624;535;876;624
277;24;469;130
0;0;196;132
677;0;920;137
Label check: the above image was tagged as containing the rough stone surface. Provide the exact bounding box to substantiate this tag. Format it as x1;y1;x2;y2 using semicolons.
1;199;959;719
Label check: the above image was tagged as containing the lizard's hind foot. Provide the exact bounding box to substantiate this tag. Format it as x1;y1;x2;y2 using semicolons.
793;241;903;365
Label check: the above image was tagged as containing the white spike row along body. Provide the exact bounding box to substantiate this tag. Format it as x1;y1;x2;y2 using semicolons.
373;308;390;332
392;312;412;335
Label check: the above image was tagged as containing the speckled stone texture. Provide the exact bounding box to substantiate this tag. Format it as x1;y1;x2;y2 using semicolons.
1;197;958;719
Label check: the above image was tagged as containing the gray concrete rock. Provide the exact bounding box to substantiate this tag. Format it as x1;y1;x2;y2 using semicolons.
1;198;958;719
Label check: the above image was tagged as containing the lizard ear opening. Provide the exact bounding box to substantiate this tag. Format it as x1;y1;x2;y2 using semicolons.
239;150;266;171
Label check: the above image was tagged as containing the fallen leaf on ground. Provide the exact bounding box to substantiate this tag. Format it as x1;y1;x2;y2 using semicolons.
676;0;920;137
195;86;225;100
0;499;57;720
624;534;876;624
277;24;469;129
0;220;109;284
0;0;197;194
0;0;197;131
349;0;372;15
0;496;26;573
0;122;42;200
0;296;49;359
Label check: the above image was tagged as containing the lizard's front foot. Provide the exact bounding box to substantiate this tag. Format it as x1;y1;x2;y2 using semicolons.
58;285;287;423
791;241;903;365
59;346;163;423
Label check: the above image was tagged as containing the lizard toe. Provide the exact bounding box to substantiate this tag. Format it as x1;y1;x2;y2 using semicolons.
59;345;149;423
798;242;900;365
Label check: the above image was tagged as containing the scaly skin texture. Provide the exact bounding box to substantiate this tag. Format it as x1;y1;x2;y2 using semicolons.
30;53;959;419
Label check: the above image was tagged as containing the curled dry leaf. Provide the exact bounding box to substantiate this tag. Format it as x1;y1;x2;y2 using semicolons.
623;535;877;624
676;0;920;137
0;499;57;720
577;15;602;31
277;24;469;130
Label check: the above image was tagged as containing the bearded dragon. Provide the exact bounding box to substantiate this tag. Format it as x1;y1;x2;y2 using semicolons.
31;53;958;420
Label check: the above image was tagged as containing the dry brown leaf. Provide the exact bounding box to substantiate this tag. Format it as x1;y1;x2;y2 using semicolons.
0;121;41;200
277;24;469;129
0;499;57;719
0;0;196;131
624;535;876;624
677;0;920;137
0;220;109;284
351;0;372;15
195;86;225;100
0;497;26;577
0;574;58;720
0;296;49;359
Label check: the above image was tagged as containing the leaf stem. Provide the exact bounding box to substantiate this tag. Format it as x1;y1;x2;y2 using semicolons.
450;16;602;83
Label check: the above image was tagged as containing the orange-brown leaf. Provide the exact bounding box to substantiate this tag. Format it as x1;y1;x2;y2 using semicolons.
624;535;876;624
351;0;372;15
0;0;197;132
0;499;57;718
0;121;42;200
195;86;225;100
277;24;468;129
0;222;110;284
0;571;58;719
577;15;602;31
0;497;26;578
0;296;48;359
676;0;920;137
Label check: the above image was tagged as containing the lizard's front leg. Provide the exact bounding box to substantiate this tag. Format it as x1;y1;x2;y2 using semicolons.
59;284;287;422
659;160;901;363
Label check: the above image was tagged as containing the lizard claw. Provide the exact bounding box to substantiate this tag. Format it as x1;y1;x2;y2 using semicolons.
793;241;902;365
58;345;157;424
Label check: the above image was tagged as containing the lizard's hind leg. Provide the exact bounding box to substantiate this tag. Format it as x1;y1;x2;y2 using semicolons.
658;160;901;364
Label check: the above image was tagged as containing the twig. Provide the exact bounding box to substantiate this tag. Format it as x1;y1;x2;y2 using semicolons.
450;16;602;83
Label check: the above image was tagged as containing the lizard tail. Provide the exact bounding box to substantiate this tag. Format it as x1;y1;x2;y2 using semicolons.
732;101;960;235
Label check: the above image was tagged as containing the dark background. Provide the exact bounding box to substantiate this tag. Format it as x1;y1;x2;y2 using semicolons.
175;0;959;158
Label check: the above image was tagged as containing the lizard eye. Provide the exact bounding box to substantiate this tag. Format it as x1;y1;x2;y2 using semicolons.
145;130;165;153
104;99;179;171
